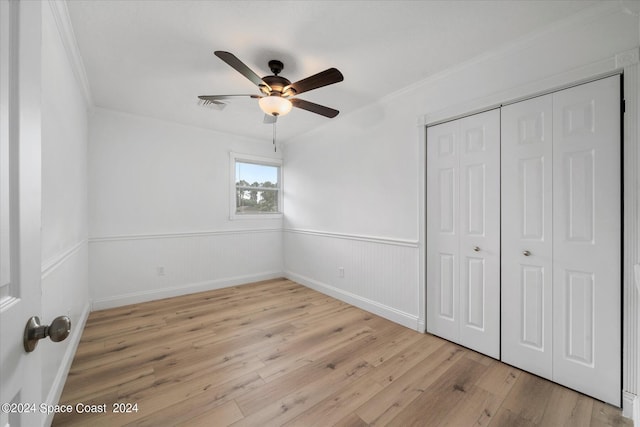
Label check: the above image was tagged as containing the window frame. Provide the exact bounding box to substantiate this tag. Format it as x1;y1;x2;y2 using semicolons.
229;152;283;220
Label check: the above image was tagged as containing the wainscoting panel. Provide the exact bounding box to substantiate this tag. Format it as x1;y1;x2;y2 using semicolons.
283;229;420;330
40;241;90;424
89;229;283;310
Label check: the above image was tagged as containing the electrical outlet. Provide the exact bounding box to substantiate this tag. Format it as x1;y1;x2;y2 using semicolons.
338;267;344;278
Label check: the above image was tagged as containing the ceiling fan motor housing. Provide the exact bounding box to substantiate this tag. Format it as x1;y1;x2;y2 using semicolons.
262;74;293;97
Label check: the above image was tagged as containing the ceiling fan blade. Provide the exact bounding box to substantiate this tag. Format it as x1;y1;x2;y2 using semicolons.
198;94;261;101
290;98;339;118
286;68;344;96
263;114;277;124
214;51;270;90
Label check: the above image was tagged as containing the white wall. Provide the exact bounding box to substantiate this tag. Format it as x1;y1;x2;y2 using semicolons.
283;0;639;394
88;109;283;308
40;1;90;421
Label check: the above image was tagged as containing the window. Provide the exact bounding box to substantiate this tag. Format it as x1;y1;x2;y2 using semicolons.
230;153;282;219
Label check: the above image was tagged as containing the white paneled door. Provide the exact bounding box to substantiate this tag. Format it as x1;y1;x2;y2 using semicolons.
552;76;621;405
501;94;554;379
0;1;43;426
501;75;621;406
427;109;500;359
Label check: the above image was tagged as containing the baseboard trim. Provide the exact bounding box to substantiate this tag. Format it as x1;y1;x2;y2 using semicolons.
623;391;639;423
286;271;420;331
43;301;91;427
91;271;283;310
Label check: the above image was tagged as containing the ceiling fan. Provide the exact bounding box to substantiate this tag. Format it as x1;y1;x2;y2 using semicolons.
198;51;344;124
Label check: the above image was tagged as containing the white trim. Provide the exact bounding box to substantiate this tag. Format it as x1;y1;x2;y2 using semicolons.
624;58;640;408
41;239;86;278
623;391;639;423
417;122;427;333
624;65;640;401
423;57;619;127
47;0;93;107
383;2;621;108
43;300;90;427
91;271;283;311
284;228;419;248
92;106;269;146
285;2;621;146
88;228;281;243
616;48;640;69
230;152;282;167
229;152;283;220
286;271;420;331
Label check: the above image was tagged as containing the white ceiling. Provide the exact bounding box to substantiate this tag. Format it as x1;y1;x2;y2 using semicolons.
67;0;599;143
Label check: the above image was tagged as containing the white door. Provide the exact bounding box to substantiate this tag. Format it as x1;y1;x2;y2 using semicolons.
0;1;44;425
551;75;621;406
501;94;554;379
501;75;621;406
427;119;460;344
427;109;500;358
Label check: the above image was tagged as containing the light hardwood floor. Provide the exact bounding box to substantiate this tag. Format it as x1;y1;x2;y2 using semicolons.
54;278;631;426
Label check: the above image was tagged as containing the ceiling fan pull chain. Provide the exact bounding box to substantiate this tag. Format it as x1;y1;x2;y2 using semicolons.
273;121;277;152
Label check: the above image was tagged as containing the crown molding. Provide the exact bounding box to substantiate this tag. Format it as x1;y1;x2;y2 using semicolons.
47;0;93;107
386;1;622;105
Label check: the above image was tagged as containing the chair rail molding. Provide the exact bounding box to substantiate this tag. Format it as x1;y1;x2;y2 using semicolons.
41;239;87;279
283;228;418;248
89;227;282;243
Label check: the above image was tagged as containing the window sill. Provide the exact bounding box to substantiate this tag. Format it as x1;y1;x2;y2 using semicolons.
230;213;283;221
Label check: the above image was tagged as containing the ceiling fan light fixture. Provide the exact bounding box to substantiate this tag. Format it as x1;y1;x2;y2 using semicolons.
259;95;293;117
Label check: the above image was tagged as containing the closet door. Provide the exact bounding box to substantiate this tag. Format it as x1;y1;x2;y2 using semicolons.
501;95;554;378
552;75;621;406
427;110;500;358
427;119;460;343
458;110;500;358
501;75;621;406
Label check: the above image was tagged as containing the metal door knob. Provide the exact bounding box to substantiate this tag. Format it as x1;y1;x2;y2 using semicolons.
523;250;531;256
473;246;480;252
23;315;71;353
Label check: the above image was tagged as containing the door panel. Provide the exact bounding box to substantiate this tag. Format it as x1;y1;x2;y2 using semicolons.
438;253;455;319
465;164;485;235
564;150;595;242
552;75;621;406
427;121;459;342
458;110;500;358
520;157;545;239
439;168;456;234
0;2;43;426
520;265;545;349
464;256;485;329
564;270;594;365
501;94;554;379
427;110;500;359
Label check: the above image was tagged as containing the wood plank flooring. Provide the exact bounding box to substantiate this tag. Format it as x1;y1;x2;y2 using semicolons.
54;278;631;426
